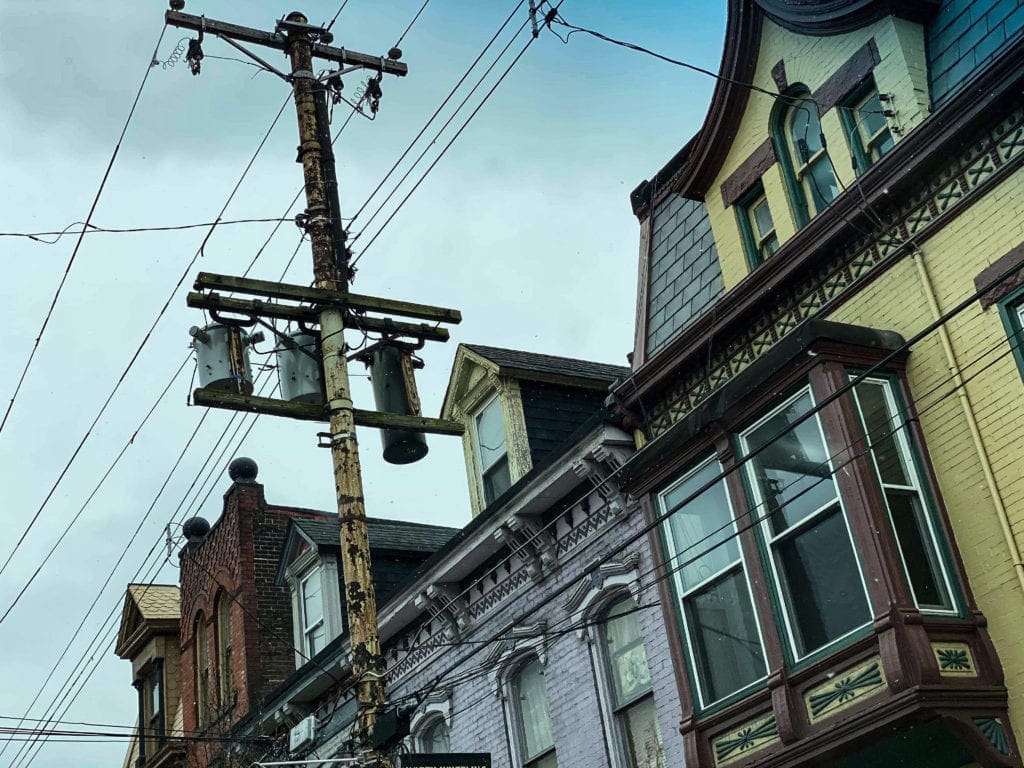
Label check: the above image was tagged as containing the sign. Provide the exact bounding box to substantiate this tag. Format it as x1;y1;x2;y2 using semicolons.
401;754;491;768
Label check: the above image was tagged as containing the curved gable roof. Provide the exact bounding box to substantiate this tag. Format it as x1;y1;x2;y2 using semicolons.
635;0;938;213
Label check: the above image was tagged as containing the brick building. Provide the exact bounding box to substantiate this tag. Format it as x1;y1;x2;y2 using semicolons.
610;1;1024;767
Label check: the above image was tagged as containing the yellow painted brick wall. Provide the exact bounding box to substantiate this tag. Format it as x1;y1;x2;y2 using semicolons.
826;163;1024;733
706;15;930;290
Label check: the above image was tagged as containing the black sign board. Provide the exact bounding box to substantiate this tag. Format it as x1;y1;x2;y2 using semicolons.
401;754;491;768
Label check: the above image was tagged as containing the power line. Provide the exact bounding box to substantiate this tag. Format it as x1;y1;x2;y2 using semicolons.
0;93;291;584
0;22;168;436
0;217;297;244
346;1;526;228
349;11;544;267
382;256;1024;706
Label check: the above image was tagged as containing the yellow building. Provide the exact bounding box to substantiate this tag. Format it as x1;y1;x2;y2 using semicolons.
612;1;1024;766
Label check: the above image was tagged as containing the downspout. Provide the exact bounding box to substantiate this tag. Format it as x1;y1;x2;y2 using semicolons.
910;246;1024;597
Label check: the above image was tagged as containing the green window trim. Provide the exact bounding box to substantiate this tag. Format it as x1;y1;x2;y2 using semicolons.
997;285;1024;381
736;183;779;271
838;79;895;176
771;86;839;229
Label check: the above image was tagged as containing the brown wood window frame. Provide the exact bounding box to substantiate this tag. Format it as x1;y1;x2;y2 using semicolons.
646;341;974;728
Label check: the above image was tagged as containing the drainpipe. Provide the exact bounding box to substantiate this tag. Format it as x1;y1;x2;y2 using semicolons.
910;246;1024;597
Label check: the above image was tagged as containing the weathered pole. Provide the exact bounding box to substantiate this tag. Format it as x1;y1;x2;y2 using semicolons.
283;11;386;747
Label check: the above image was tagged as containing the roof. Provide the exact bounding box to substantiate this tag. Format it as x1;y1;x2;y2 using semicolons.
463;344;630;385
293;517;459;554
126;583;180;620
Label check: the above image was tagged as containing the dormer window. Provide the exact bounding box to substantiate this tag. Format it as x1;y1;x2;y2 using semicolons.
840;81;894;174
738;183;779;269
300;566;327;657
475;394;511;505
775;91;839;226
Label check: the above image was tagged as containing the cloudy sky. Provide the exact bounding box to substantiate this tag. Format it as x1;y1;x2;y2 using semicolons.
0;1;724;765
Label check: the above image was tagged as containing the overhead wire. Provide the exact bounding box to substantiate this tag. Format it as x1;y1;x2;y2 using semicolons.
1;217;296;244
0;92;291;586
0;22;168;436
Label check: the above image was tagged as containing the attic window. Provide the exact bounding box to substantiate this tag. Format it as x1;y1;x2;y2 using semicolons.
475;394;511;505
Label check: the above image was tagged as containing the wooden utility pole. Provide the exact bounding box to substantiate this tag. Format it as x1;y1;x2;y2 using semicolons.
166;9;459;759
283;11;384;746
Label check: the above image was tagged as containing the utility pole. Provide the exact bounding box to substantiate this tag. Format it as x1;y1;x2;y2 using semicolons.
283;12;384;747
167;8;462;760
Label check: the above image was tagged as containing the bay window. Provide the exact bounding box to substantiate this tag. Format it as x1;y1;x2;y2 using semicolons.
659;461;766;706
740;388;871;659
655;352;964;714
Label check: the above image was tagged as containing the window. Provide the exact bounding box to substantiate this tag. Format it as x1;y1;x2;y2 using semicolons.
417;716;451;754
737;184;779;268
740;388;871;659
600;597;663;768
475;395;511;505
195;614;210;727
215;592;233;707
660;461;767;707
137;660;164;759
300;567;327;657
840;82;894;174
997;288;1024;381
851;377;955;612
509;657;557;768
774;91;839;226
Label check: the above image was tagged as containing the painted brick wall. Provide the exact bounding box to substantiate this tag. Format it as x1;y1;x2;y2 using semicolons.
383;487;686;768
927;0;1024;105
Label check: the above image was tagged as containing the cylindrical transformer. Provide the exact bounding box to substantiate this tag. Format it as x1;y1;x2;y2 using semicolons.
189;323;256;394
368;344;428;465
276;331;324;404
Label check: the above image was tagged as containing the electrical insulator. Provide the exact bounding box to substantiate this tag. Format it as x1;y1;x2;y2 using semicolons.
275;331;324;404
189;324;262;394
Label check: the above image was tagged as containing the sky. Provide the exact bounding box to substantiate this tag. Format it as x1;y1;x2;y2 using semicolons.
0;1;725;765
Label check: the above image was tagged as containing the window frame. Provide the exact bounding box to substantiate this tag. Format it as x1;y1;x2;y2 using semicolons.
214;591;234;709
997;285;1024;381
658;457;769;711
472;393;511;506
736;183;780;270
839;79;894;175
849;374;960;615
738;385;873;664
299;566;327;658
506;655;557;768
414;714;451;754
771;89;839;227
194;613;210;728
596;594;663;768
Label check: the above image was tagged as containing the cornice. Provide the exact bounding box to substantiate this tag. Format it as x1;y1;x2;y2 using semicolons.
754;0;938;36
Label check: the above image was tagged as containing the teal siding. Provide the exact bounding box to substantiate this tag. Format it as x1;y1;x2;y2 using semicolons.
928;0;1024;105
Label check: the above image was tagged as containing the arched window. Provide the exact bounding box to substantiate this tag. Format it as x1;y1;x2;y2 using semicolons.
417;716;451;754
215;592;233;707
194;613;210;727
599;596;662;768
773;90;839;226
507;656;557;768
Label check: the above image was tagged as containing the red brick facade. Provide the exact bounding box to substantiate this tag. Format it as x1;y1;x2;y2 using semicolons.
178;477;322;766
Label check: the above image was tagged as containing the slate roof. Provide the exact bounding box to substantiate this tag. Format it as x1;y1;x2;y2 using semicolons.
293;517;459;554
464;344;630;385
127;583;180;620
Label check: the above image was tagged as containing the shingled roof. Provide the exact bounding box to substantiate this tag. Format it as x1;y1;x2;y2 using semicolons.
463;344;630;385
293;516;459;554
127;583;180;620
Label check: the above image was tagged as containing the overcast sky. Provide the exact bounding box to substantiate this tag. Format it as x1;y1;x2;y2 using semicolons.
0;1;724;765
